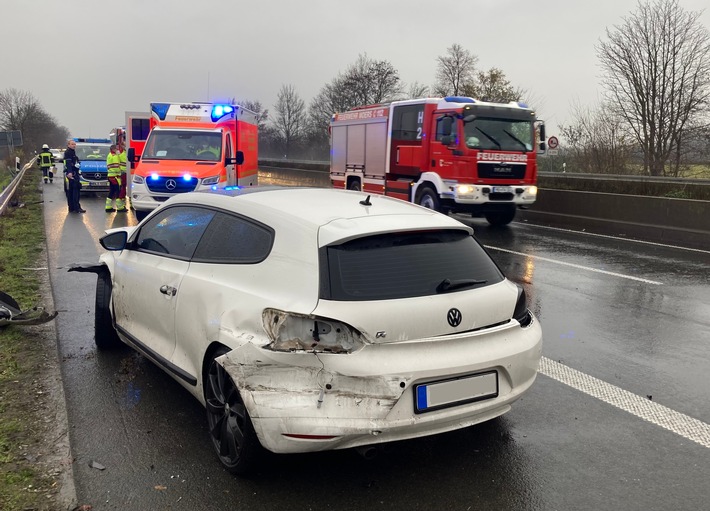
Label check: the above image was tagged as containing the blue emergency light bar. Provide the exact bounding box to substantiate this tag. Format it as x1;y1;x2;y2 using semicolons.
73;138;111;143
211;105;235;122
151;103;171;121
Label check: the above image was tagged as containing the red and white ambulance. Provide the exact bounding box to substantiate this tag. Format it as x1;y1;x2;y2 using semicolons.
128;102;258;219
330;96;545;225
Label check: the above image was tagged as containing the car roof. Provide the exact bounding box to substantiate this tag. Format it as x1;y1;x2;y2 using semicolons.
167;187;473;245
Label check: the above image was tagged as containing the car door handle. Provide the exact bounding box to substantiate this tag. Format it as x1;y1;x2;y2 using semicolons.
160;285;177;296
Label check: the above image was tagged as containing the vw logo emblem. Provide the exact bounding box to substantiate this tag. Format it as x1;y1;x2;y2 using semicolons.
165;179;177;190
447;308;462;327
94;173;102;179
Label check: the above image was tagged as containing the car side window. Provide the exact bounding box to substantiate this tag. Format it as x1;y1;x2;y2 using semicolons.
135;206;215;259
192;211;273;263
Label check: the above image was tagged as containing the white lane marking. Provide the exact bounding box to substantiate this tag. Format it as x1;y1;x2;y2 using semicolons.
485;246;663;285
539;357;710;449
513;222;710;255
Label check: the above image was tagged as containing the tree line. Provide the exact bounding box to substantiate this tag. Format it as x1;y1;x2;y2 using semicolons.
0;88;70;163
3;0;709;177
559;0;710;177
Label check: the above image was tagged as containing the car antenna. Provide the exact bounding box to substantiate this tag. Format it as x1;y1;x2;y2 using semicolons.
359;195;372;206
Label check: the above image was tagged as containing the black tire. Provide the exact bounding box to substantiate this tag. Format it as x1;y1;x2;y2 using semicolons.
485;207;516;226
348;180;361;191
416;186;440;211
205;348;262;475
135;210;148;221
95;271;122;350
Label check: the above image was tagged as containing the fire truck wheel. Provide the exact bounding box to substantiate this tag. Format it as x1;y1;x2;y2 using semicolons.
485;207;516;226
348;180;361;191
95;271;122;350
416;186;440;211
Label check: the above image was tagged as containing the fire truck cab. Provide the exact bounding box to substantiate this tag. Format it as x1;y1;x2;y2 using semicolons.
129;102;258;219
330;97;545;226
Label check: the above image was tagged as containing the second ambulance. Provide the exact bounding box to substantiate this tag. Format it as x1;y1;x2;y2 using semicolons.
129;102;259;219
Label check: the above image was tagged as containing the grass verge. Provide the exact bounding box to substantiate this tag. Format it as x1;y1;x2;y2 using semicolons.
0;172;66;510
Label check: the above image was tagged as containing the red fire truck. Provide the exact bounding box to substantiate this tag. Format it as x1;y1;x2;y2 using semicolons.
128;102;259;219
330;96;545;225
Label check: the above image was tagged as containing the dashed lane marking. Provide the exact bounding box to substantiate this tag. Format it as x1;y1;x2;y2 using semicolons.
539;357;710;449
512;222;710;255
485;246;663;285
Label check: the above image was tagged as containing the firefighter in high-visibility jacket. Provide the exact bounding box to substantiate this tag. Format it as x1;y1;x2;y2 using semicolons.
117;143;128;211
38;144;55;183
105;145;123;212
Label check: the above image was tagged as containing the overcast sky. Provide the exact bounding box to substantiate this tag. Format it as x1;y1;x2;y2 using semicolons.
3;0;709;143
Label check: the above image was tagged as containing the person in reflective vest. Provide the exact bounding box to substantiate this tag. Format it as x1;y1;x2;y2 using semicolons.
105;145;123;212
38;144;55;183
117;143;128;210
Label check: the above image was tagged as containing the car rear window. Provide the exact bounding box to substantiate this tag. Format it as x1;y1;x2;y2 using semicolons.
321;230;504;301
192;211;274;263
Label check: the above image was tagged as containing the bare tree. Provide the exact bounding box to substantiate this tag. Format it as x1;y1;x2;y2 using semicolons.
272;84;306;158
406;81;430;99
341;54;403;106
0;88;68;154
237;99;269;131
597;0;710;176
464;68;523;103
433;43;477;96
307;54;403;152
560;101;633;174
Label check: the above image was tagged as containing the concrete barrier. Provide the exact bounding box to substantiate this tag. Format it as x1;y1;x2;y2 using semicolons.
517;189;709;250
259;159;710;250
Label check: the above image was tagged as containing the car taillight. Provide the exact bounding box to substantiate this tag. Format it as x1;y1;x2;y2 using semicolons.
262;309;365;354
513;285;533;327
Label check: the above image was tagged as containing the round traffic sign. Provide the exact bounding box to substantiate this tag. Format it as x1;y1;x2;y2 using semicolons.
548;136;559;149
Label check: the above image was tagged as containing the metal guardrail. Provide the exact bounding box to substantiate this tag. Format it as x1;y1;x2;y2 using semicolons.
0;158;35;216
259;158;710;185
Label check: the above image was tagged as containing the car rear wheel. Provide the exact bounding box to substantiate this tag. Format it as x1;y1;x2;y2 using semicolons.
95;271;122;350
205;348;261;475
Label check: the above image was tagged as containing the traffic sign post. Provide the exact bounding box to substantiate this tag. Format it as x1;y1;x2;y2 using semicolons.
547;136;559;150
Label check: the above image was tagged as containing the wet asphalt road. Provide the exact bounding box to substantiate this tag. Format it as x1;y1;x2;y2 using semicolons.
42;170;709;511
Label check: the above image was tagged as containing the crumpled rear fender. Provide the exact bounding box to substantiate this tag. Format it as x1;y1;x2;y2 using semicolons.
216;343;408;421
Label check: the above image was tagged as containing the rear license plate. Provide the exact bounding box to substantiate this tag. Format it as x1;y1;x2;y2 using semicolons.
89;181;108;187
415;371;498;413
492;186;512;193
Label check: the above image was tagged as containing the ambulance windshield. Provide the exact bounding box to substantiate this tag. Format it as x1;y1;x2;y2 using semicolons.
143;130;222;161
463;118;533;152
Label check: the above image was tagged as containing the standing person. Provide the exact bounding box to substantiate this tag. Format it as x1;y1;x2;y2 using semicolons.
105;145;121;212
63;139;85;214
116;143;128;212
38;144;55;183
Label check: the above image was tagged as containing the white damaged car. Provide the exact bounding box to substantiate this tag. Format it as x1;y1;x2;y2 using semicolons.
72;187;542;475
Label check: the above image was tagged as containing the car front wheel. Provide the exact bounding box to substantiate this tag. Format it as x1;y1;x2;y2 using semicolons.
205;348;261;475
94;271;122;350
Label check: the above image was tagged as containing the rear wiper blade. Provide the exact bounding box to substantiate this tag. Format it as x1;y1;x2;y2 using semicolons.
436;278;488;293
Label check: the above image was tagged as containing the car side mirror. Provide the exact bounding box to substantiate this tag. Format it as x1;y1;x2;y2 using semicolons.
100;231;128;251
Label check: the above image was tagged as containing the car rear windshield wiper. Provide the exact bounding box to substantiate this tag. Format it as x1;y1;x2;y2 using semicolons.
436;278;488;293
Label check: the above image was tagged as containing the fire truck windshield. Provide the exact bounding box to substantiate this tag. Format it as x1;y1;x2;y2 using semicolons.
463;118;533;152
143;130;222;161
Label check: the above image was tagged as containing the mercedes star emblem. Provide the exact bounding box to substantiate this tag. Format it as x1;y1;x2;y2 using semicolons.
165;179;177;190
